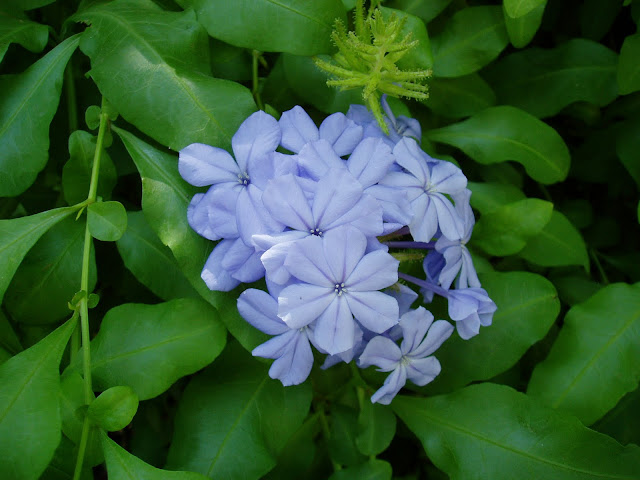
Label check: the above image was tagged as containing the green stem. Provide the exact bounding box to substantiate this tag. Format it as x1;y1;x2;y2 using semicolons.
72;417;91;480
65;61;78;134
252;50;264;111
318;408;342;472
590;249;610;285
87;98;110;203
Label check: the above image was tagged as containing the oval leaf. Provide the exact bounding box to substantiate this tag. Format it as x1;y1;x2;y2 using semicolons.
393;383;640;480
528;283;640;425
424;271;560;394
618;33;640;95
356;402;396;456
518;210;590;270
485;39;618;118
192;0;346;56
87;201;127;242
116;211;198;301
0;317;76;480
424;74;496;119
75;0;255;151
0;11;48;63
428;106;571;184
166;342;312;480
504;1;546;48
87;298;226;400
430;6;509;77
503;0;546;18
88;386;138;432
0;35;79;196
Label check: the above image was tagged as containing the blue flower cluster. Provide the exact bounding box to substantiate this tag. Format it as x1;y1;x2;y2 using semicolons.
179;99;496;404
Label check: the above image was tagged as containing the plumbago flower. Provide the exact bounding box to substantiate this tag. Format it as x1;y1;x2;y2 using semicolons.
179;101;496;404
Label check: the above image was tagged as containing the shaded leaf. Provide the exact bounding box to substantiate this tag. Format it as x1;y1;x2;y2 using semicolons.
87;298;226;400
393;383;640;480
387;0;452;24
380;7;433;70
329;405;365;466
428;106;570;184
88;386;138;432
467;181;525;214
619;33;640;95
503;0;545;18
87;201;127;242
0;10;48;63
0;35;79;196
328;459;392;480
423;74;496;118
356;402;396;456
166;342;312;480
503;1;546;48
528;283;640;425
0;318;76;480
617;119;640;188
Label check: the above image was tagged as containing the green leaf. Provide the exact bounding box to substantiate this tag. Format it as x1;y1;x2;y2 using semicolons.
87;201;127;242
0;310;22;355
328;459;392;480
42;435;93;480
2;0;56;12
484;39;618;118
430;6;509;78
423;74;496;118
503;0;545;18
379;7;433;70
0;206;76;305
329;405;366;466
0;317;76;480
552;274;602;307
580;0;623;41
518;211;589;270
503;1;546;48
116;211;198;301
88;386;138;432
387;0;452;24
75;0;255;151
5;216;97;325
264;414;318;480
62;130;117;205
468;181;525;214
166;342;312;480
393;383;640;480
101;433;209;480
473;198;553;256
528;283;640;425
618;33;640;95
424;271;559;394
594;386;640;447
87;298;226;400
617;119;640;188
356;402;396;456
192;0;345;56
114;127;267;351
0;35;79;196
428;106;571;184
0;10;48;63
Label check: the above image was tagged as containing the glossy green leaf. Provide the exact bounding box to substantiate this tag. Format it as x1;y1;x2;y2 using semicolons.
2;0;56;11
425;271;559;394
518;211;589;270
430;6;509;77
393;383;640;480
467;181;525;214
618;33;640;95
503;1;546;48
328;459;392;480
0;317;76;480
192;0;345;55
380;7;433;70
329;405;366;466
5;216;97;325
87;201;127;242
423;74;496;118
87;298;226;400
166;342;312;480
0;11;48;63
428;106;571;184
594;386;640;447
116;211;198;301
356;402;396;456
0;35;79;196
485;39;618;118
617;119;640;188
552;274;602;307
387;0;452;24
473;198;553;256
42;434;93;480
75;0;255;151
528;283;640;425
101;433;209;480
88;386;138;432
0;310;21;355
0;206;76;305
114;127;267;351
503;0;545;18
264;414;318;480
62;130;117;205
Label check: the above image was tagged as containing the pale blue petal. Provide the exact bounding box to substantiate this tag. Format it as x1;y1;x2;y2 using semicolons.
222;238;265;283
278;283;334;328
409;194;438;242
247;151;299;190
457;313;481;340
347;250;399;291
347;137;394;188
284;234;334;286
262;174;314;231
371;366;407;405
439;244;463;290
298;139;346;180
430;160;467;194
323;226;367;283
384;284;418;316
319;112;363;156
322;194;384;237
405;356;441;386
313;296;356;355
279;106;319;152
201;240;241;291
398;307;434;355
392;138;430;184
197;186;241;239
257;231;309;284
267;331;314;386
179;143;238;187
410;320;454;358
252;329;297;359
346;291;399;333
456;247;481;289
236;184;283;245
364;184;413;226
237;289;288;335
379;171;424;198
358;335;401;371
312;169;363;229
232;110;281;172
187;193;221;241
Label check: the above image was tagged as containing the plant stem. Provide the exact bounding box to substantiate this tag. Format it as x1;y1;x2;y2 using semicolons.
65;61;78;134
590;249;610;285
72;417;91;480
252;50;264;111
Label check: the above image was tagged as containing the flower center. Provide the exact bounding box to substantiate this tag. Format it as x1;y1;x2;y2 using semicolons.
309;227;323;236
334;282;347;296
237;172;250;186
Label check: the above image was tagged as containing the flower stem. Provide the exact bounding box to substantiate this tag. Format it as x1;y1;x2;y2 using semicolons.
398;271;448;298
252;50;264;111
384;240;435;250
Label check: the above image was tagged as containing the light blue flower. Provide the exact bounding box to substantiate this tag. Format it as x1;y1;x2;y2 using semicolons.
447;287;497;340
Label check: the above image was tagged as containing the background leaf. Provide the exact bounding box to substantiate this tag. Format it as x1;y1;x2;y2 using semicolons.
430;6;509;77
423;74;496;118
0;35;79;196
428;106;571;184
88;386;138;432
87;298;226;400
424;271;560;394
393;383;640;480
380;7;433;70
356;402;396;456
166;341;312;480
528;283;640;425
503;1;546;48
0;10;48;63
503;0;546;18
618;33;640;95
191;0;346;56
87;201;127;242
75;0;255;151
328;459;392;480
0;318;76;480
484;39;618;118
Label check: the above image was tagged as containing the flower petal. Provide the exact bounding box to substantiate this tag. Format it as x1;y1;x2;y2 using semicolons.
392;138;430;183
347;137;394;188
312;169;363;229
284;234;334;286
279;106;319;152
236;184;283;245
262;174;314;231
347;250;399;291
371;366;407;405
405;356;441;386
232;110;281;172
323;226;367;283
278;283;334;328
267;331;314;386
398;307;434;355
313;296;356;355
432;193;465;241
187;193;221;241
430;160;467;194
237;288;288;335
411;319;454;358
358;335;402;371
201;239;241;292
298;139;346;180
319;112;363;156
179;143;238;187
346;291;399;333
